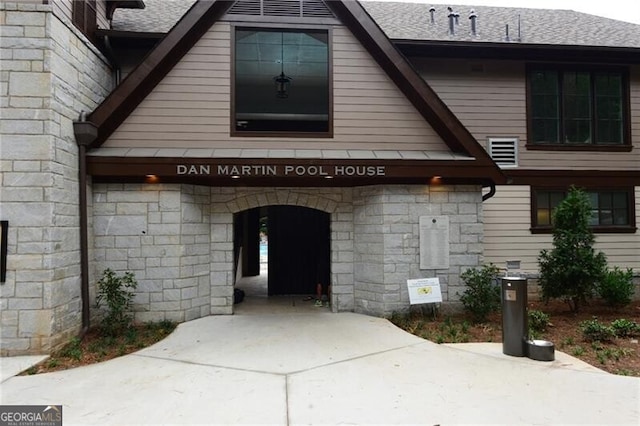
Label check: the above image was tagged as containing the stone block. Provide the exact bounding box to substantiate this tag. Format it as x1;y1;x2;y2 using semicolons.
94;215;147;236
15;282;43;298
185;307;201;321
150;301;181;312
135;311;165;323
9;72;49;96
18;309;51;337
0;338;30;353
162;289;181;302
9;297;43;310
6;10;45;26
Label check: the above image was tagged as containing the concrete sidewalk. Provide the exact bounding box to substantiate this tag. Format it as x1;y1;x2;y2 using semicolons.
1;312;639;425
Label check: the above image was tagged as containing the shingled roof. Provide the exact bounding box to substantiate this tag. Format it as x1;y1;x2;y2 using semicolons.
111;0;640;48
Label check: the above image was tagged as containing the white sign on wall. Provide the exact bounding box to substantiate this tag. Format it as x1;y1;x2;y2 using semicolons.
419;216;449;269
407;278;443;305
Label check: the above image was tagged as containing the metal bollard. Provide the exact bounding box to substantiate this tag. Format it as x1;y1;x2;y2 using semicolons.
501;277;528;357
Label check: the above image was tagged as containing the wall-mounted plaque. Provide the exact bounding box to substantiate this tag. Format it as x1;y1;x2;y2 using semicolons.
419;216;449;270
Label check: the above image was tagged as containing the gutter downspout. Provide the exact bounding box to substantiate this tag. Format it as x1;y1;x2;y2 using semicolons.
482;183;496;202
73;112;98;338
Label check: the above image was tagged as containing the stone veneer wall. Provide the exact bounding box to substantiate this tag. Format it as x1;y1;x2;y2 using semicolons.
91;184;483;320
92;184;212;323
0;2;113;355
354;185;484;316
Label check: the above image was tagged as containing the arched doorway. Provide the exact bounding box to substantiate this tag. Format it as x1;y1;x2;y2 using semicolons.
234;205;330;297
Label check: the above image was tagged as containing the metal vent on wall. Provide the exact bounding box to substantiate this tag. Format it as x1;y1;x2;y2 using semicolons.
227;0;335;18
488;137;518;168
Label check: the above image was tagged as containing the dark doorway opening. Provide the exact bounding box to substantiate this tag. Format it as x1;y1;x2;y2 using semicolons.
233;206;330;297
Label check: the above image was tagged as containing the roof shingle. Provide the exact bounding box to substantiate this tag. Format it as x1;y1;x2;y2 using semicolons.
111;0;640;48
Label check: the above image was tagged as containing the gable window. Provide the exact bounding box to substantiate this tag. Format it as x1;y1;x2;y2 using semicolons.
531;188;636;233
73;0;98;43
527;66;629;149
233;27;331;135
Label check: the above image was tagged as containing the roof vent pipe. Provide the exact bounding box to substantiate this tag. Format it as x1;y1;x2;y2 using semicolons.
454;12;460;25
505;24;510;41
448;7;455;35
469;10;477;35
429;7;435;24
517;14;522;41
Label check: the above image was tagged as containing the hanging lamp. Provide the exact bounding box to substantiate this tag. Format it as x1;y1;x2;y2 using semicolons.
274;32;292;98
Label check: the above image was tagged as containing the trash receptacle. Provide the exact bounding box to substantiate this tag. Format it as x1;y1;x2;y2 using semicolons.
501;277;528;357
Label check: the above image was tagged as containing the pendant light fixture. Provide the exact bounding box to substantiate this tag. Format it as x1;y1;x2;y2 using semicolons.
274;32;292;98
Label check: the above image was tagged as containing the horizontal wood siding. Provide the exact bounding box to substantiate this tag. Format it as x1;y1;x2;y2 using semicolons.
484;186;640;273
97;0;109;31
417;59;640;170
52;0;73;23
104;23;449;152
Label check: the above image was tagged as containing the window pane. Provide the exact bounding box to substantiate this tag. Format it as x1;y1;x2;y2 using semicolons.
550;192;565;208
563;72;592;143
613;192;627;208
595;73;623;144
614;209;628;225
235;28;329;133
530;71;559;143
537;209;551;226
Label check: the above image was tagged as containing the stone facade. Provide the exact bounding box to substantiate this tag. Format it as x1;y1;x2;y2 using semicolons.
353;185;484;316
92;184;212;323
91;184;484;320
0;2;113;355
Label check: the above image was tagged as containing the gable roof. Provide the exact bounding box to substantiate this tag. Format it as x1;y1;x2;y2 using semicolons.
363;2;640;48
112;1;640;48
84;0;506;184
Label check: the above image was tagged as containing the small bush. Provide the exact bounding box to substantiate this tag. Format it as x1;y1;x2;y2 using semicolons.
58;337;83;361
96;269;138;336
528;309;551;333
580;318;616;342
458;264;501;323
598;267;635;308
538;187;608;312
611;319;640;338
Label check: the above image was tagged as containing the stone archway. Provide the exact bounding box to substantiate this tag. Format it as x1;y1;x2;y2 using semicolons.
210;188;355;313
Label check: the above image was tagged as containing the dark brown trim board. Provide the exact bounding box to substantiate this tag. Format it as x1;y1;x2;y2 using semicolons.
86;156;498;187
506;169;640;187
396;41;640;64
0;220;8;283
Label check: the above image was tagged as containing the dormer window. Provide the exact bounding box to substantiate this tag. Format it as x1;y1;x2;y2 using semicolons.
233;27;331;136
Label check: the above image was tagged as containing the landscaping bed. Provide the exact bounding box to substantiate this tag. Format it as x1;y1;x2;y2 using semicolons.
391;299;640;376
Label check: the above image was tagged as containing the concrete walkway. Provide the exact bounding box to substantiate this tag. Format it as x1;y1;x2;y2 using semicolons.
1;311;639;425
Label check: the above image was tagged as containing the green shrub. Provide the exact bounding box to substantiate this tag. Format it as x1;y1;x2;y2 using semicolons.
96;268;138;336
528;309;551;333
458;264;501;323
538;187;608;312
598;267;635;308
611;319;640;338
580;318;616;342
59;337;83;361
